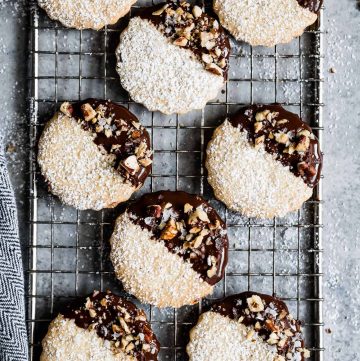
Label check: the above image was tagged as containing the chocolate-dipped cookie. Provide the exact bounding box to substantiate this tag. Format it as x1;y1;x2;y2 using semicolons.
187;292;310;361
213;0;322;47
110;191;228;308
37;99;152;210
41;290;160;361
116;1;230;114
205;104;322;219
37;0;135;30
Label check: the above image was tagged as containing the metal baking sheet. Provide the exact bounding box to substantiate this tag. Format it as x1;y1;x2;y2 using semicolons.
27;0;324;360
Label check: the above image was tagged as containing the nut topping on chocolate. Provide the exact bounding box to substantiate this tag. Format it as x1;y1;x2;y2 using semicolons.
62;290;160;360
247;295;264;312
211;292;310;360
59;99;152;188
138;1;230;78
60;101;73;117
229;104;322;187
127;191;228;285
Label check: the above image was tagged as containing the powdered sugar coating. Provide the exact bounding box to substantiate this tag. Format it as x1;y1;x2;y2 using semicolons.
205;120;313;218
116;17;225;115
37;0;135;30
37;112;136;210
187;311;277;361
110;212;213;308
213;0;317;47
41;315;134;361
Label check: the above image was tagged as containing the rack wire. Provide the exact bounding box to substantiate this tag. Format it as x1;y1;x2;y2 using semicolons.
27;0;324;360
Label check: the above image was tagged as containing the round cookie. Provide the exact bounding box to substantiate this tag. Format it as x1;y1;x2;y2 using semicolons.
41;290;160;361
110;191;228;308
213;0;322;47
37;0;136;30
37;99;152;210
187;291;310;361
205;104;322;219
116;1;230;114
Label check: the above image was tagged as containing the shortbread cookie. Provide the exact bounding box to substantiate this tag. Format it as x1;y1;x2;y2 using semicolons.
213;0;323;47
38;99;152;210
37;0;136;30
110;191;228;308
205;104;322;218
41;290;160;361
116;1;230;114
187;292;310;361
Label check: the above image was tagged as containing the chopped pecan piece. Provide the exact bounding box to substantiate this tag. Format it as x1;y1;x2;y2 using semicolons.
246;295;264;312
275;132;289;144
81;103;97;122
120;155;140;175
160;220;178;240
139;158;152;167
192;5;202;18
254;135;265;148
173;37;188;47
295;135;310;152
184;203;193;213
60;102;73;117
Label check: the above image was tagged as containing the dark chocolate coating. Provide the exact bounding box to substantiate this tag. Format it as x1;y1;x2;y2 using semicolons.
228;104;322;187
62;291;160;361
136;1;230;78
297;0;323;13
127;191;228;285
70;99;152;188
211;292;306;360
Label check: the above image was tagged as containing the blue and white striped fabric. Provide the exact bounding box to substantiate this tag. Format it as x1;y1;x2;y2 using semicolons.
0;146;28;361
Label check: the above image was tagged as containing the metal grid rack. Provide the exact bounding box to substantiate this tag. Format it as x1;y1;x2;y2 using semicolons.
27;0;324;360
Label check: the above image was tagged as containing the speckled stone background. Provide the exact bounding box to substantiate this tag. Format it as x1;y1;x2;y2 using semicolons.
0;0;359;359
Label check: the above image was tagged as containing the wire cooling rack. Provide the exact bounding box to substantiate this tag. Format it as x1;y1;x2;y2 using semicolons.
26;0;324;360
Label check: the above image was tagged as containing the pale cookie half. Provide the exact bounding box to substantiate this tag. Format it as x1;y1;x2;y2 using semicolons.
187;292;310;361
37;99;152;210
110;191;228;308
213;0;322;47
41;291;159;361
37;0;136;30
206;104;322;219
116;2;230;114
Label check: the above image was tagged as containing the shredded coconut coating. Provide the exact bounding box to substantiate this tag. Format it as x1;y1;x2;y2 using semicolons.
41;315;134;361
37;0;135;30
205;120;313;218
116;17;224;115
187;311;277;361
110;212;213;308
213;0;317;47
37;112;136;210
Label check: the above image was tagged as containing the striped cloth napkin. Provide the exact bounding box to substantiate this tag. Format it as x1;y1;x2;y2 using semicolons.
0;145;28;361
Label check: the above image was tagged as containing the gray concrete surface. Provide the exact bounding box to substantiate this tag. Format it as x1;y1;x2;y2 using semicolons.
322;1;360;358
0;0;359;360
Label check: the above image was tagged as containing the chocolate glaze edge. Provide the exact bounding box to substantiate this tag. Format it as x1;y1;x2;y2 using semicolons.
62;290;160;361
228;103;322;187
126;190;228;286
67;99;152;188
210;291;307;360
210;291;289;320
135;2;231;79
